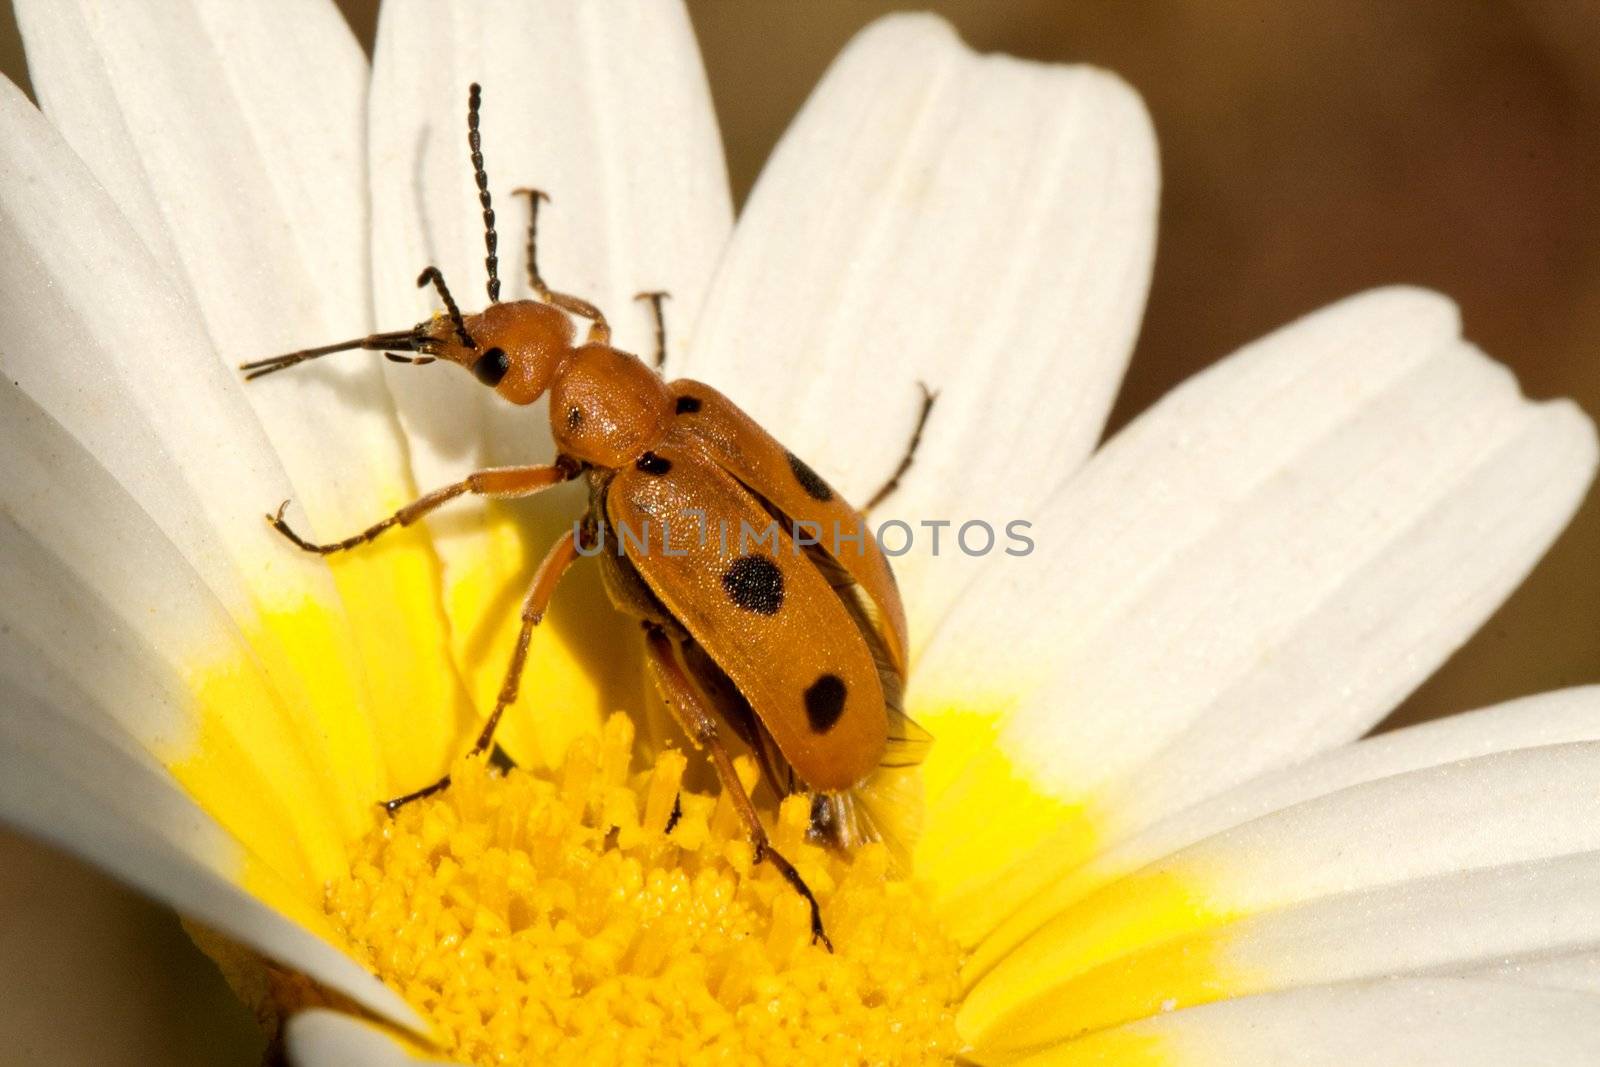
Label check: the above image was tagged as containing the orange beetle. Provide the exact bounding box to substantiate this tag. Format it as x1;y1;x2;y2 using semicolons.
242;85;934;947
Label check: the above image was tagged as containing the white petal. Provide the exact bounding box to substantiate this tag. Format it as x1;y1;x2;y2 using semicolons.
14;0;474;792
367;0;731;764
14;0;410;528
0;551;328;886
963;742;1600;1049
1473;952;1600;995
681;14;1158;645
973;685;1600;977
2;685;239;874
287;1010;460;1067
0;385;205;749
0;69;446;842
912;287;1598;937
0;684;420;1032
0;76;284;616
0;383;354;882
1011;979;1600;1066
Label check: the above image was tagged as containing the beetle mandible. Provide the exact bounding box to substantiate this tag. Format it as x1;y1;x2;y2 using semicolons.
241;85;936;948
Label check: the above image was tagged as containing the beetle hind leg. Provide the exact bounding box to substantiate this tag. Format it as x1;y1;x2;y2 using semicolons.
641;623;833;951
864;381;938;513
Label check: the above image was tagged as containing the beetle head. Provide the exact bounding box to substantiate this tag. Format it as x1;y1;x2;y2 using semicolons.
239;295;578;406
425;300;576;405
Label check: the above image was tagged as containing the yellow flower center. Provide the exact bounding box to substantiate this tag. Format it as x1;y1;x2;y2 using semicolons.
324;715;965;1064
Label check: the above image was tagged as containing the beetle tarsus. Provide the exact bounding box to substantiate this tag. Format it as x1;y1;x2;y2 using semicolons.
380;773;452;815
512;187;553;298
265;500;329;554
763;844;833;952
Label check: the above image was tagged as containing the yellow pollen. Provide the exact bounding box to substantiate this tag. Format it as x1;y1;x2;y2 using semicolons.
324;715;965;1064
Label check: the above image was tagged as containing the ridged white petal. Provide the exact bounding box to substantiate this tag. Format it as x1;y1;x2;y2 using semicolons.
964;742;1600;1049
13;0;408;531
0;76;396;842
913;287;1597;937
0;76;279;614
15;0;471;794
1012;979;1600;1066
974;685;1600;976
1;687;237;871
0;684;419;1032
287;1009;460;1067
681;14;1158;646
0;381;356;882
367;0;731;765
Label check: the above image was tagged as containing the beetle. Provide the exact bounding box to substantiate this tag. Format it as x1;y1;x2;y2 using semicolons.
241;85;934;947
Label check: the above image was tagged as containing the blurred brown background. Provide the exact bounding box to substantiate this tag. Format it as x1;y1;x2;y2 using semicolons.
1;2;1596;1063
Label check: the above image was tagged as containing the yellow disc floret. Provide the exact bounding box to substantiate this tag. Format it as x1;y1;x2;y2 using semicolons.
325;715;964;1065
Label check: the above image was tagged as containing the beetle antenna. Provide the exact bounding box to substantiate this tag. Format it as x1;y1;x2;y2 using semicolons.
239;329;431;381
468;83;500;304
416;266;476;349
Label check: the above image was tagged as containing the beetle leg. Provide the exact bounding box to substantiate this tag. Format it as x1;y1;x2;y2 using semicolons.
864;382;938;513
267;458;578;555
634;290;671;369
381;528;581;813
677;642;790;805
511;187;611;343
511;187;552;293
641;623;834;951
549;292;612;344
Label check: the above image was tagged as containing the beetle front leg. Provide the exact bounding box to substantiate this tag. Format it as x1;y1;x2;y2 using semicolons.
268;458;578;555
641;623;833;952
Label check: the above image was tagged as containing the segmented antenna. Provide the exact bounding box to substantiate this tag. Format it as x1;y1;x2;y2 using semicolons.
417;266;476;349
238;328;430;380
468;83;500;304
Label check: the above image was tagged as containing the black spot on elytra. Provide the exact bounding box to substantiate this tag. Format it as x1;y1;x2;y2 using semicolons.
636;451;672;475
566;406;584;430
675;395;702;414
721;554;784;615
472;346;509;386
804;674;847;734
786;451;833;502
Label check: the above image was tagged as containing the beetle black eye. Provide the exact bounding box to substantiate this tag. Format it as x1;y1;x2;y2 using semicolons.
472;346;510;386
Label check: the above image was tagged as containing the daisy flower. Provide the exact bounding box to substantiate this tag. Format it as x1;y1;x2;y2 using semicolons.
3;2;1598;1064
